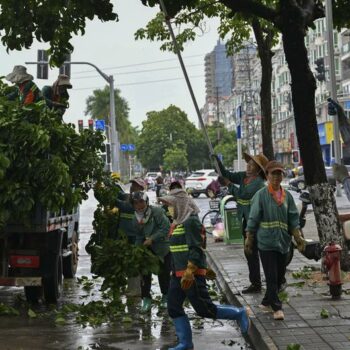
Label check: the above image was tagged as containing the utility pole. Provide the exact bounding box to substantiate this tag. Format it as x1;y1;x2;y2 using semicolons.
25;60;121;173
325;0;342;196
216;86;220;143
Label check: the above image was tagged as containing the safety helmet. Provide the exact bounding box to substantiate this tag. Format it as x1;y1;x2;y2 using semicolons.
131;191;149;205
111;172;121;181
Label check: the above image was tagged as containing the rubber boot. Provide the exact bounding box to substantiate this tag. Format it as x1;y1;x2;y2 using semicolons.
160;294;168;309
168;315;194;350
216;305;250;334
141;297;152;313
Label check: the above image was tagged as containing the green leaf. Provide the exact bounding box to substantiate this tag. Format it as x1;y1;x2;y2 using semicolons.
28;308;37;318
286;344;301;350
320;308;329;318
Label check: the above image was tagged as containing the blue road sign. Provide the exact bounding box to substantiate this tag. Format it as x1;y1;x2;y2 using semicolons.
128;144;135;151
217;153;223;162
345;101;350;110
95;119;105;131
120;144;128;151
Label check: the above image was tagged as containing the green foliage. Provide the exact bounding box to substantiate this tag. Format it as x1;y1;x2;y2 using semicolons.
292;266;313;280
286;344;301;350
0;79;105;229
0;0;117;65
85;86;138;145
320;308;329;318
278;291;289;303
163;141;189;171
136;105;209;170
207;122;238;167
0;303;20;316
86;174;161;308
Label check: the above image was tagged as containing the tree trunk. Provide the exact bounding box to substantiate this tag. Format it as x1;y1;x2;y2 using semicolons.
280;5;350;270
252;20;274;160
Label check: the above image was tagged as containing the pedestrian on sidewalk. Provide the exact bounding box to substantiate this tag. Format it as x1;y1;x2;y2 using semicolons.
159;188;250;350
131;191;171;313
211;152;269;294
246;160;306;321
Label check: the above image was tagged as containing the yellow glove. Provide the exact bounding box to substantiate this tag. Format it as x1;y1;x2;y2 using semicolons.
244;232;254;256
205;268;217;280
181;261;198;290
291;228;306;252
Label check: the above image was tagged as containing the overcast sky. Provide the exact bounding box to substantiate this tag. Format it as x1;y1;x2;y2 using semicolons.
1;1;220;129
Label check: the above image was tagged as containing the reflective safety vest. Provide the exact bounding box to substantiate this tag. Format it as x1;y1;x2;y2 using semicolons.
237;198;251;206
169;223;207;277
260;221;288;231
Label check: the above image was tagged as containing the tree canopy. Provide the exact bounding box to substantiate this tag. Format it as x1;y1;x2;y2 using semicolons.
85;86;138;145
0;0;117;65
136;105;208;170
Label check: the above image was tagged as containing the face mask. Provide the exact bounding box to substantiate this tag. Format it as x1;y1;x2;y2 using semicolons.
136;208;146;216
168;206;175;218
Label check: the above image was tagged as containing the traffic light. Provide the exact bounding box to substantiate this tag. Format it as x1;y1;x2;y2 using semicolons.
78;120;83;132
327;98;338;116
37;49;48;79
292;149;300;164
88;119;94;131
315;58;325;82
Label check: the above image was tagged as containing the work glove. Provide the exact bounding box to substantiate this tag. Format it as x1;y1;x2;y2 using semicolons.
333;163;349;184
291;228;306;253
181;261;198;290
205;267;217;280
244;232;254;256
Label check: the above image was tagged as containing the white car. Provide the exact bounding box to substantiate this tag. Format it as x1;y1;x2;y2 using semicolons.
185;169;218;198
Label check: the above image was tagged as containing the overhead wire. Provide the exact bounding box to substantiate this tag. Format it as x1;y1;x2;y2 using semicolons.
73;53;206;75
72;63;203;80
73;74;204;91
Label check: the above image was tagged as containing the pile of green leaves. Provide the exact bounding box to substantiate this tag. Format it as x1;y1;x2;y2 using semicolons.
0;79;105;228
87;175;160;306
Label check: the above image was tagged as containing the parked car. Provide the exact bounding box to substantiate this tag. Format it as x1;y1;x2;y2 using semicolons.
185;169;218;198
289;167;336;190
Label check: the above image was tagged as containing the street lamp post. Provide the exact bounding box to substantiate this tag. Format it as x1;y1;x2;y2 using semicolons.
25;60;121;173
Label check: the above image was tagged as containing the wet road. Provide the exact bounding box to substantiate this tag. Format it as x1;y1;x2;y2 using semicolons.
0;192;252;350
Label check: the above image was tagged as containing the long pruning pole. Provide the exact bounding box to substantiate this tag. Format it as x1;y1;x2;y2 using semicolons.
158;0;221;175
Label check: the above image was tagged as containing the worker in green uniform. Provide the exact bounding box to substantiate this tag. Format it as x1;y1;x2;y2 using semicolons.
6;65;43;105
212;152;269;294
159;188;250;350
131;191;171;313
42;74;72;117
246;160;305;321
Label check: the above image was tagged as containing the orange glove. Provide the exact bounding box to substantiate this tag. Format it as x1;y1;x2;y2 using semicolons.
181;261;198;290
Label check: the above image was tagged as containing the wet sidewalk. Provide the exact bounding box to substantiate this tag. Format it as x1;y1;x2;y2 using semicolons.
206;212;350;350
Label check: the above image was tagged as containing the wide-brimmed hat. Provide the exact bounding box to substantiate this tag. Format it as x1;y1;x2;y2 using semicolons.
243;152;269;174
130;177;146;190
55;74;72;88
6;65;33;84
265;160;286;175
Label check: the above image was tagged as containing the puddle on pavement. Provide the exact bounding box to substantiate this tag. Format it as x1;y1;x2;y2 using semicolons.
0;198;253;350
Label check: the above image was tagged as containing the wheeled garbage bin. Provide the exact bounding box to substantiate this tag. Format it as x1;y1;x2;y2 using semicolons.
220;195;243;244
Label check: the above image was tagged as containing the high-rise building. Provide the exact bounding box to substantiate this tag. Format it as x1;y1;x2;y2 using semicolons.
202;40;233;126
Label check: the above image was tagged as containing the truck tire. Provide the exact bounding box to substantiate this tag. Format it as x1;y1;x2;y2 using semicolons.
43;254;62;303
63;231;79;278
25;286;43;303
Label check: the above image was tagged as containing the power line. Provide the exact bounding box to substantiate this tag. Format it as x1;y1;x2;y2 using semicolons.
73;53;205;74
73;63;203;80
73;74;204;90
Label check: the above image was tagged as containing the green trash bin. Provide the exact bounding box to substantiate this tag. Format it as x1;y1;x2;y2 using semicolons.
220;195;243;244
